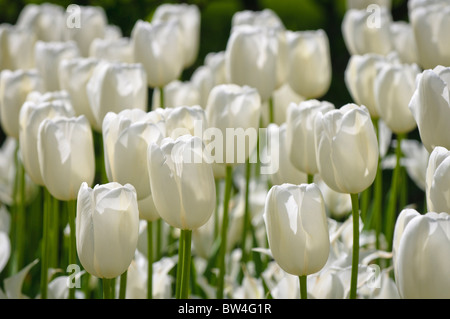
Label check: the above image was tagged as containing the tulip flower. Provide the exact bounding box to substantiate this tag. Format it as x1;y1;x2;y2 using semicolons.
16;3;65;42
34;41;81;91
390;21;419;65
58;57;100;128
163;105;206;139
151;80;200;110
344;53;387;119
205;84;261;166
0;24;36;71
408;65;450;153
0;69;43;139
409;2;450;69
131;19;184;89
19;100;75;186
76;182;139;286
225;24;284;102
373;60;420;134
64;5;108;57
232;8;285;30
286;99;335;180
147;134;215;298
265;123;307;186
102;109;165;201
342;7;393;56
152;3;201;69
392;209;450;298
314;104;378;195
89;37;134;63
37;115;95;201
286;29;331;100
314;103;378;298
263;183;330;298
86;61;148;131
426;146;450;214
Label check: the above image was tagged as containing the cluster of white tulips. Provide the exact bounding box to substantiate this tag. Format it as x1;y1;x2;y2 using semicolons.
0;0;449;301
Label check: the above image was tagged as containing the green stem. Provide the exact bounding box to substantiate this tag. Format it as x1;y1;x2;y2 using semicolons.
307;174;314;184
103;278;113;299
240;160;252;266
159;87;165;109
217;165;233;299
176;229;183;299
119;271;127;299
147;221;153;299
68;200;77;299
180;229;192;299
349;193;360;299
40;188;52;299
385;133;404;251
268;96;274;124
299;275;307;299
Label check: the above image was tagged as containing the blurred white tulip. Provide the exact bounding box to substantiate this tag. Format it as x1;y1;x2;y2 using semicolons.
86;61;147;131
89;37;134;63
152;80;200;110
0;69;43;139
426;146;450;213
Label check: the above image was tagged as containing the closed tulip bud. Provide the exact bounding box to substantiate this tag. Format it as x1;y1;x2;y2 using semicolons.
345;53;389;119
315;104;379;194
19;100;75;186
16;3;65;42
86;61;147;131
38;115;95;201
89;37;134;64
147;135;216;230
225;25;282;101
58;57;100;128
205;84;261;166
34;41;81;91
342;7;393;56
286;99;335;176
425;146;450;213
393;209;450;299
0;24;36;70
152;80;200;109
102;109;165;200
410;2;450;69
163;105;206;140
374;61;420;134
0;69;43;139
390;22;419;65
152;3;200;69
287;29;331;99
408;66;450;153
76;182;139;279
232;8;285;30
131;19;184;88
263;183;330;276
266;123;307;186
64;6;107;57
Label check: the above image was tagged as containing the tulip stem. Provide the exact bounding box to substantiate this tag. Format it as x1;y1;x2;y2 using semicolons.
240;159;252;268
119;270;127;299
176;229;192;299
299;275;307;299
103;278;113;299
40;188;52;299
217;165;233;299
159;86;165;109
147;220;153;299
385;133;405;251
268;96;274;124
349;192;360;299
68;199;77;299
